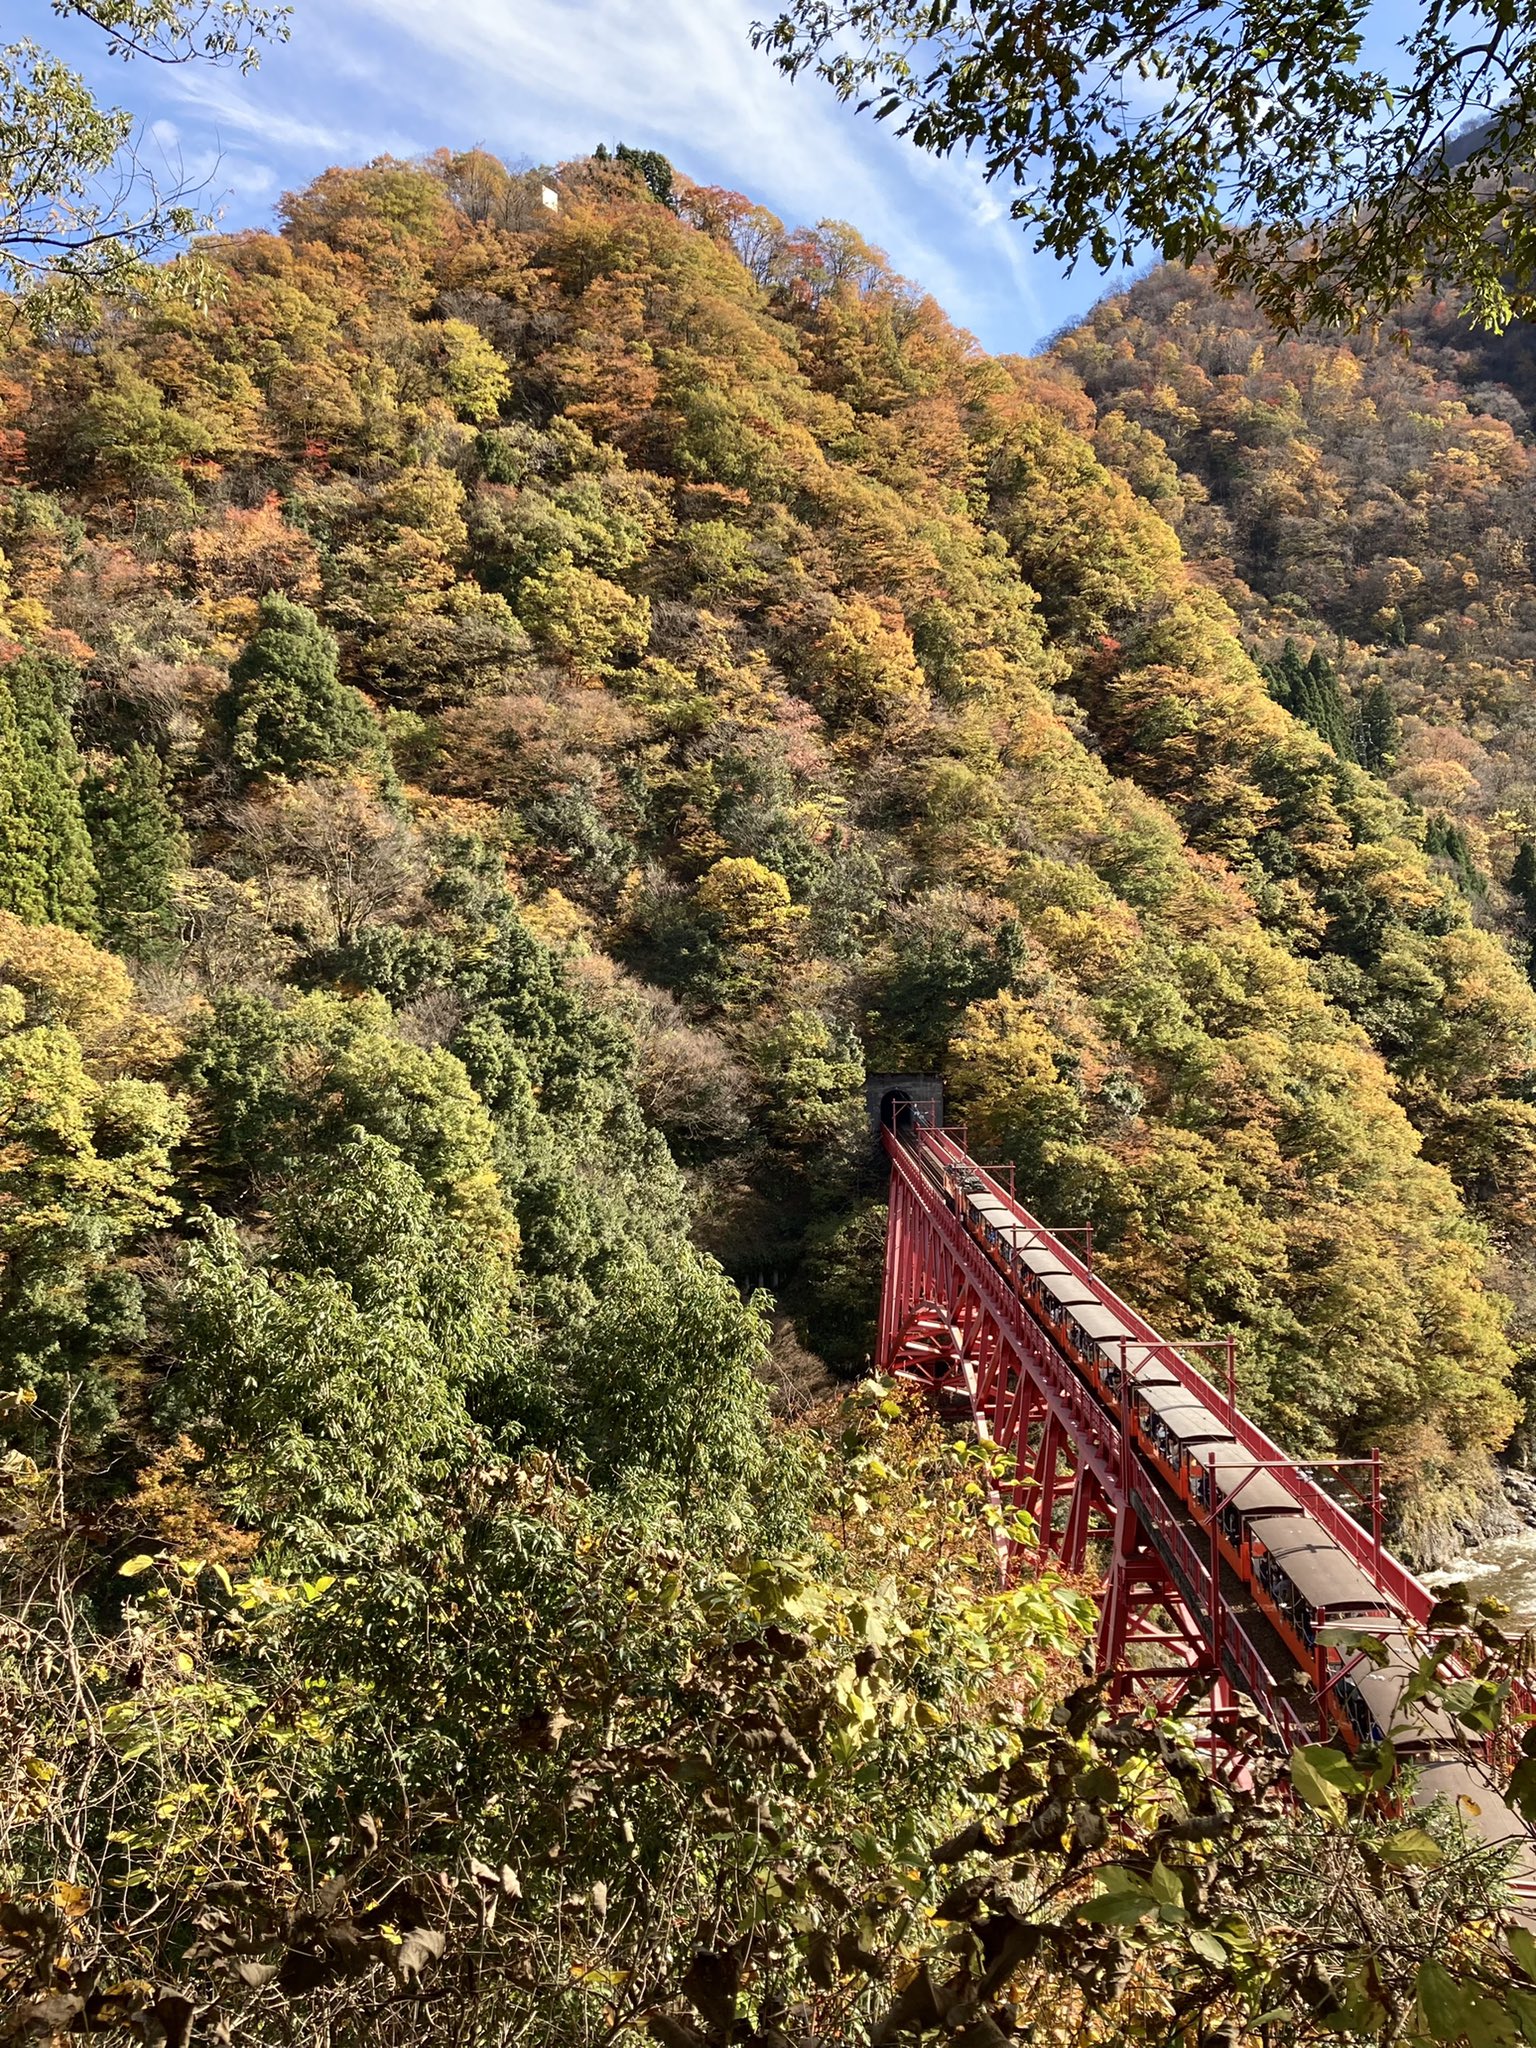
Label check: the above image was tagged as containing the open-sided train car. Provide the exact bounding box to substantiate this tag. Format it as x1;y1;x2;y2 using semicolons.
1330;1641;1455;1754
1130;1381;1235;1496
1189;1447;1304;1578
1100;1339;1180;1406
1249;1517;1393;1666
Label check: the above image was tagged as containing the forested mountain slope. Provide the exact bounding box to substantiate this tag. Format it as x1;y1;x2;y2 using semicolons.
8;142;1536;2045
0;150;1531;1568
1053;262;1536;1036
1053;262;1536;1472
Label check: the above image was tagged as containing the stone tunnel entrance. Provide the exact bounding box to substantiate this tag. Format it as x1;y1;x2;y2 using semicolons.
865;1073;944;1150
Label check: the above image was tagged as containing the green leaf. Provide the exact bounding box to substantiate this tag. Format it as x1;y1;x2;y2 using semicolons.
1508;1987;1536;2045
1187;1927;1228;1965
1508;1927;1536;1982
1315;1626;1390;1666
118;1554;157;1578
1148;1861;1184;1908
1075;1889;1156;1926
1508;1756;1536;1822
1416;1960;1473;2042
1378;1827;1444;1869
1289;1744;1365;1823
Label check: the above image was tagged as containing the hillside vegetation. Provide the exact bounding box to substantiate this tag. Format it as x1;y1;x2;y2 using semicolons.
1054;264;1536;1463
0;151;1529;1546
3;143;1536;2044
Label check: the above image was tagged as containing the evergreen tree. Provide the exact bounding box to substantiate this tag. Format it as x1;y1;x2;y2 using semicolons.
1261;642;1355;760
0;652;97;932
1510;842;1536;988
217;595;378;785
1425;814;1482;896
1293;648;1355;759
595;142;676;207
1260;638;1306;709
81;743;186;958
1354;680;1400;773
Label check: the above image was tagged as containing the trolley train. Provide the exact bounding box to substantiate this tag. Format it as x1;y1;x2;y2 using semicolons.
918;1142;1499;1766
906;1131;1536;1891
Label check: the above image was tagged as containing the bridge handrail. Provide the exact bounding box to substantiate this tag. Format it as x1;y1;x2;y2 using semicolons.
906;1127;1432;1625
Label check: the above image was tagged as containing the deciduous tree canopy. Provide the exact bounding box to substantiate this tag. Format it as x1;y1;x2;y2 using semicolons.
753;0;1536;330
1;135;1534;2042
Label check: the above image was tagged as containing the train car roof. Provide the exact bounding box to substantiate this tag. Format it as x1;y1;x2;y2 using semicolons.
1162;1412;1237;1448
1011;1238;1071;1272
993;1223;1045;1250
1135;1378;1218;1422
1254;1519;1390;1613
1120;1342;1182;1385
1345;1653;1455;1749
1412;1761;1536;1878
1204;1456;1301;1519
1037;1271;1101;1310
1069;1301;1136;1343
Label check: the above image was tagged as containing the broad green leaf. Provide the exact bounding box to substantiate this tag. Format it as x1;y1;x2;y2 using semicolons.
1315;1626;1389;1665
1289;1744;1365;1822
1509;1987;1536;2046
1075;1889;1156;1926
1508;1757;1536;1822
1378;1827;1444;1869
118;1554;157;1578
1148;1861;1184;1908
1187;1927;1227;1965
1416;1960;1473;2042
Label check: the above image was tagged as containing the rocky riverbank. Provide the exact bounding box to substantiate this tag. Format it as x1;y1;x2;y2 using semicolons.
1419;1467;1536;1622
1501;1467;1536;1528
1396;1460;1524;1572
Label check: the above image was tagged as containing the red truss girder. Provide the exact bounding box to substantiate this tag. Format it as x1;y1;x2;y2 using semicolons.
876;1137;1298;1750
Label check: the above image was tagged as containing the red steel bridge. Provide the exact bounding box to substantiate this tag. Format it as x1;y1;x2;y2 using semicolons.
880;1117;1452;1760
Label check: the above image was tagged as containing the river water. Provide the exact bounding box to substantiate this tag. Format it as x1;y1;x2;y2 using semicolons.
1423;1528;1536;1625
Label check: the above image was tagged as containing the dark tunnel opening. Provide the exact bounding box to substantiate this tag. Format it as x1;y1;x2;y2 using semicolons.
879;1088;916;1138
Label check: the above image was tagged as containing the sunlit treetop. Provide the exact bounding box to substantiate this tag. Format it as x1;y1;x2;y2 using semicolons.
752;0;1536;331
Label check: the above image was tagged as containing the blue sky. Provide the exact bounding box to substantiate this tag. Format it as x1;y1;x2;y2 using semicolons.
19;0;1422;355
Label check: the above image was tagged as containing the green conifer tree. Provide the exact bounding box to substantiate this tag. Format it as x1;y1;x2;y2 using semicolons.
1302;648;1355;759
594;143;676;207
82;743;186;957
0;652;97;931
1260;638;1306;709
1509;842;1536;989
1262;642;1356;759
1426;815;1482;897
217;595;377;786
1355;680;1401;773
